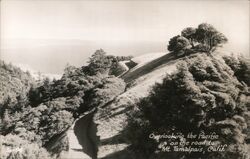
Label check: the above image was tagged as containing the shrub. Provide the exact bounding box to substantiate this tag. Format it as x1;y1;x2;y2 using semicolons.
1;134;51;159
85;76;126;108
223;56;250;86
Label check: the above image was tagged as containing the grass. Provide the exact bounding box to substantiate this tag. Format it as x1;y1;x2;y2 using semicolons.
121;53;176;83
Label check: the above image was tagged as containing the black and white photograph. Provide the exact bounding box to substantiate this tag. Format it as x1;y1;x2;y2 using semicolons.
0;0;250;159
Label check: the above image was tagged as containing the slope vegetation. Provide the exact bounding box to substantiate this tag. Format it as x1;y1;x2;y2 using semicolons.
93;52;250;159
0;61;34;105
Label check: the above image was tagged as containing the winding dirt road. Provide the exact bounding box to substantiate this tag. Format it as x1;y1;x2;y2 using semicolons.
60;109;98;159
61;127;91;159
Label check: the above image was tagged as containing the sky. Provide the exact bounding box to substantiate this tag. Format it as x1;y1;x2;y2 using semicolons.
0;0;249;74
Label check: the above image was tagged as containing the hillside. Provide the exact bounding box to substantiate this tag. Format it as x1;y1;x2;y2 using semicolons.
85;51;250;159
1;50;249;159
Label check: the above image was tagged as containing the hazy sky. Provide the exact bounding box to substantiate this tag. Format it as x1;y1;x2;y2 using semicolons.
0;0;249;74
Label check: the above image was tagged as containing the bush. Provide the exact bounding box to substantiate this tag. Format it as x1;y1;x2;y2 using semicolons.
1;134;51;159
109;62;128;76
85;76;126;108
223;56;250;86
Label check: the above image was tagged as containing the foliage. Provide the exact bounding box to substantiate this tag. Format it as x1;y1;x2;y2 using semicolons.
0;49;127;158
167;35;191;54
84;49;132;76
115;55;133;62
168;23;228;54
125;53;249;159
223;56;250;140
86;49;113;75
193;43;211;53
0;60;34;115
196;23;228;52
223;56;250;86
181;27;197;47
1;134;52;159
86;76;126;108
109;61;128;76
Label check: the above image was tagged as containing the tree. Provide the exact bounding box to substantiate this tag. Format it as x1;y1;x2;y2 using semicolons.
168;23;228;55
167;35;191;54
181;27;197;47
223;56;250;86
195;23;228;52
44;110;73;139
62;64;77;79
87;49;113;75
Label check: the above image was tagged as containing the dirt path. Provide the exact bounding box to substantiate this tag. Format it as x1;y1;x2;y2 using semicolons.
74;110;99;159
117;61;130;77
60;126;91;159
60;109;98;159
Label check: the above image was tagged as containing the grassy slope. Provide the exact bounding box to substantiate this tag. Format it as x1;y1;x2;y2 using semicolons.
121;52;170;83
